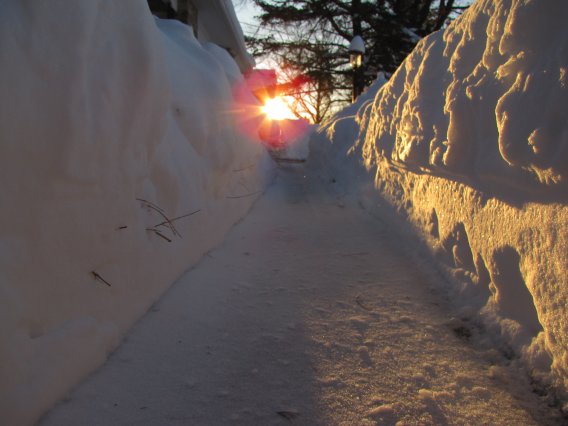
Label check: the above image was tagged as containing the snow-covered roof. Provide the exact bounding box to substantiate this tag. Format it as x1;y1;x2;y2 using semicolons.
192;0;255;72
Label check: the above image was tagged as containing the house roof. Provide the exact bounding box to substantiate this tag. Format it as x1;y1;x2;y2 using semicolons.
166;0;254;72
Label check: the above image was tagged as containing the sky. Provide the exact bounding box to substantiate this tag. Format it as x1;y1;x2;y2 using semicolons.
233;1;262;38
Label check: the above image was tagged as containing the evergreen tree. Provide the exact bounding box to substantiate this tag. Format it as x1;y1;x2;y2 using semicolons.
246;0;469;121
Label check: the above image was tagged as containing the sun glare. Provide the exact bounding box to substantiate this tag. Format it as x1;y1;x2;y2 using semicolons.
262;96;295;121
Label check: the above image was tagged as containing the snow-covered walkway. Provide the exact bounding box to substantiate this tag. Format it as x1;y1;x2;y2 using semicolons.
40;166;560;425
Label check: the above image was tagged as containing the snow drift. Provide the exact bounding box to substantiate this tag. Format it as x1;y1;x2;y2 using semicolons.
0;1;271;425
311;0;568;404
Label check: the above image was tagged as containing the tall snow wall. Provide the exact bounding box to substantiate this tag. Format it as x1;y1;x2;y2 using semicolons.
311;0;568;404
0;1;271;425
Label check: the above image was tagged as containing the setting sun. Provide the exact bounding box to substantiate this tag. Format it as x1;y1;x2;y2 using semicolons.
262;96;296;121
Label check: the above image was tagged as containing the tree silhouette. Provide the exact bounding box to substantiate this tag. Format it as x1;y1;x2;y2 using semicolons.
247;0;470;121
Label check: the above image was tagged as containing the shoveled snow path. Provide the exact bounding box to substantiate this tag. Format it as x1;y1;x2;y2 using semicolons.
41;166;560;425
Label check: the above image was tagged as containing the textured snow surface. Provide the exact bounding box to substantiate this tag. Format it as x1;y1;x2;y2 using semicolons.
40;167;564;425
0;1;270;425
311;0;568;406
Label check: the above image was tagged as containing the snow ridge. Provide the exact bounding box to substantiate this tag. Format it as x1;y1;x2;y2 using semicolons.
0;2;271;425
311;0;568;407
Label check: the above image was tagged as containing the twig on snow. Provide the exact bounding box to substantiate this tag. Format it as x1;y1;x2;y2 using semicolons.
146;228;173;243
155;209;201;228
91;271;112;287
135;198;165;213
137;198;180;237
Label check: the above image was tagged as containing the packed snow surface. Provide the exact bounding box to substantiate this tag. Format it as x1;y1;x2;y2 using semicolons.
312;0;568;404
0;1;270;424
40;167;564;425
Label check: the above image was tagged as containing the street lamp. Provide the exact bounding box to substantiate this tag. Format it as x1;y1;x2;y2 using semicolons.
349;35;365;102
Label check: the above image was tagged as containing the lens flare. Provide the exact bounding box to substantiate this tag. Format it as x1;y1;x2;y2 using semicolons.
231;75;311;149
262;97;296;121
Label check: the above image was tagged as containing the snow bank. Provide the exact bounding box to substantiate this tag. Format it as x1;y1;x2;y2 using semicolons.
0;2;271;424
311;0;568;404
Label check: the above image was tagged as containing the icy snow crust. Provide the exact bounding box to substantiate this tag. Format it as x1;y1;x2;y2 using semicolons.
0;2;270;424
311;0;568;403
